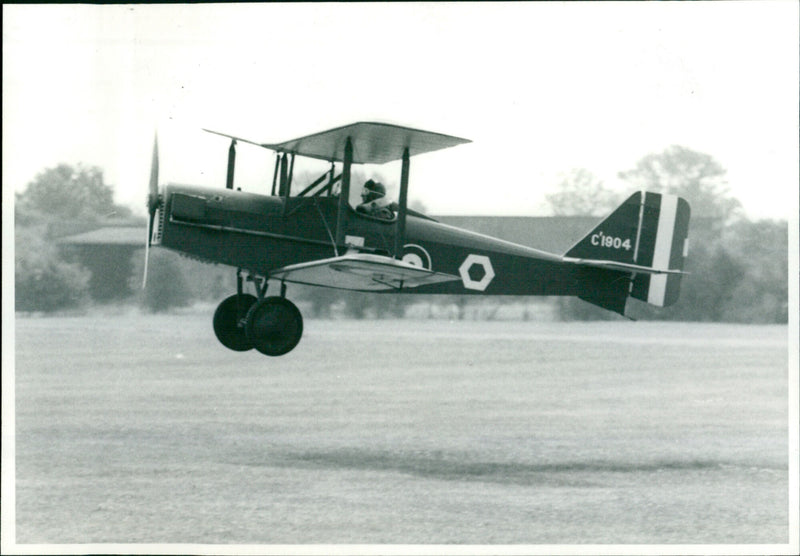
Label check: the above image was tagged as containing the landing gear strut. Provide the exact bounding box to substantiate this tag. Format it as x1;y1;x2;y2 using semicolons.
212;270;303;356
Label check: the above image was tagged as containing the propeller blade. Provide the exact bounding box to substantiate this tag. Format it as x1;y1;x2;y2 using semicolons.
143;133;159;289
149;133;159;198
143;222;151;289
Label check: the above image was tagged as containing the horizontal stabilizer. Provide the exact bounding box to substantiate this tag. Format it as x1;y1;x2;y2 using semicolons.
268;253;461;291
562;257;688;276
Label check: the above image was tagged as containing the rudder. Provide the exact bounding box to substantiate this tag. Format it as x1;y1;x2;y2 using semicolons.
628;192;691;307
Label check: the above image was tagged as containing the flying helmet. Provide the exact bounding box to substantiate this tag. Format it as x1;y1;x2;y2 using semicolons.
362;179;386;203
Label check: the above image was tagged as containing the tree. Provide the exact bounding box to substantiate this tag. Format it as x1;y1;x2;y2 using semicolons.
545;168;623;319
545;168;620;216
15;226;91;312
372;294;409;318
614;147;768;322
302;286;339;318
15;163;131;224
670;243;746;322
14;163;139;312
554;296;622;322
129;249;192;313
618;146;741;225
340;290;369;319
719;219;788;323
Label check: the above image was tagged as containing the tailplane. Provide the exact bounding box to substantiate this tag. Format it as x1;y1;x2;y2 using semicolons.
563;191;691;314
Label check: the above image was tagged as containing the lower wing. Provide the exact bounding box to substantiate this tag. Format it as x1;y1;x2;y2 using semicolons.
268;253;461;291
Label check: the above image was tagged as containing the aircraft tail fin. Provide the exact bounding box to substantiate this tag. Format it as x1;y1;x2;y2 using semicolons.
563;191;691;314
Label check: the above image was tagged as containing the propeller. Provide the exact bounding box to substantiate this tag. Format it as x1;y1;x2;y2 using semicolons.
143;133;159;288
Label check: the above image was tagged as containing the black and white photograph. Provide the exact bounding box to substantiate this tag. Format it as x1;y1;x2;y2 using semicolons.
3;2;798;554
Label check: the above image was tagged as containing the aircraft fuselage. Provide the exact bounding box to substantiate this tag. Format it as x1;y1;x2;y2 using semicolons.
155;184;622;299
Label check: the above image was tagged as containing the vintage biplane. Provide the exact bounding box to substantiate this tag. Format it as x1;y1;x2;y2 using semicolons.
144;122;691;356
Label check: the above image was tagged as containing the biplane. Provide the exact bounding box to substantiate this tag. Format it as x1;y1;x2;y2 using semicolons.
145;122;691;356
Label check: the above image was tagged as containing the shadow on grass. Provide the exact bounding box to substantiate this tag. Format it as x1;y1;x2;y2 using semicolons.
233;447;750;487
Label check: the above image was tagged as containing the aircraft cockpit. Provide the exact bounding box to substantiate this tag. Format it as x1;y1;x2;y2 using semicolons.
203;122;470;254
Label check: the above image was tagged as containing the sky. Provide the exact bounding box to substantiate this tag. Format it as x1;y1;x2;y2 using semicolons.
3;2;799;220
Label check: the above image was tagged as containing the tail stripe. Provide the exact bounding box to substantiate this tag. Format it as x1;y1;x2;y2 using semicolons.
632;194;646;263
647;193;679;305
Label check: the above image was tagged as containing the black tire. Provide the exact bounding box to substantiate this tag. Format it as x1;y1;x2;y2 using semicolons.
213;294;257;352
245;297;304;356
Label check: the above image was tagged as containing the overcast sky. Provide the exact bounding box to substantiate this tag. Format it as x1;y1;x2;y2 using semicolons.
3;2;798;219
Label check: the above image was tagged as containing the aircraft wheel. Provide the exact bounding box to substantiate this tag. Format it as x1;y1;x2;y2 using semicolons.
213;294;257;351
245;297;304;356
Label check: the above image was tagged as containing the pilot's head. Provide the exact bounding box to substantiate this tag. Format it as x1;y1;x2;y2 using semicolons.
362;179;386;203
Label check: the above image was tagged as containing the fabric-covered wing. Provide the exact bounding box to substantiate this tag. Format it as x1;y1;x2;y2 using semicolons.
268;253;460;291
206;122;470;165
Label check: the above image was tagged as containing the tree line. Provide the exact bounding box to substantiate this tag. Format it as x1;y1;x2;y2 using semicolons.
14;148;789;323
547;146;787;323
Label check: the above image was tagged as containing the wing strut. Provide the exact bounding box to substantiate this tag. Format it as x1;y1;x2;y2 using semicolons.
280;153;294;216
394;147;410;259
226;139;236;189
334;136;353;247
271;153;280;196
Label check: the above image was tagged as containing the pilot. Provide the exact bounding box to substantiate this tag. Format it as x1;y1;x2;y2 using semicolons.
356;179;395;220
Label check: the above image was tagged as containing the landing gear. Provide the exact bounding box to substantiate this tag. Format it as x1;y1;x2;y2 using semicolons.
212;271;304;356
213;293;257;351
245;297;303;356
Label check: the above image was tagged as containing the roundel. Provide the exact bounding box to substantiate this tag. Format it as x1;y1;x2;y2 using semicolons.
401;244;432;270
459;254;495;291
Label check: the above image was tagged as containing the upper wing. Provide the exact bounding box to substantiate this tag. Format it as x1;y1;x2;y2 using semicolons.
268;253;461;291
205;122;471;165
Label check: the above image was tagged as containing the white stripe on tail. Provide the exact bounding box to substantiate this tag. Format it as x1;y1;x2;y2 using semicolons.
647;193;679;305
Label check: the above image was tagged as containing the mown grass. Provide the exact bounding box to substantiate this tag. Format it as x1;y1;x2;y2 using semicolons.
13;315;789;544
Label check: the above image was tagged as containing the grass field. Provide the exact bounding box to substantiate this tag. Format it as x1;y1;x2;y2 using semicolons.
12;313;790;545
